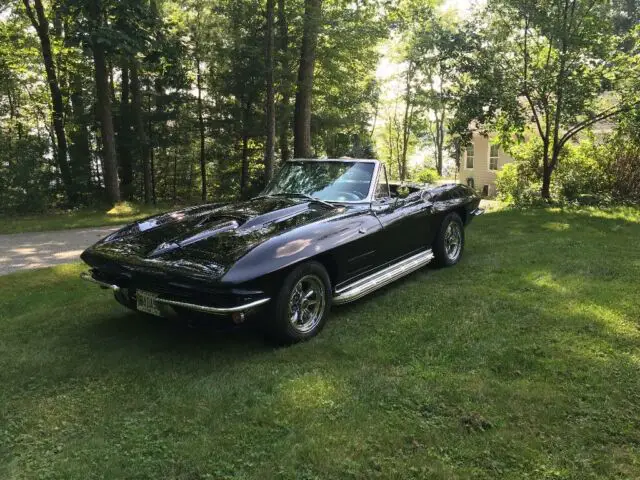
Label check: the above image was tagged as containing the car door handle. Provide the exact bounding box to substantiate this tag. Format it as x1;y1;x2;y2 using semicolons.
358;228;367;234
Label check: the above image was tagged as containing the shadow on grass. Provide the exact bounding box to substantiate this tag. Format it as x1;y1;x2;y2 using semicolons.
72;310;273;368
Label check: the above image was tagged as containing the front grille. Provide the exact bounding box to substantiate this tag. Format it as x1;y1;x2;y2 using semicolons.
91;267;261;309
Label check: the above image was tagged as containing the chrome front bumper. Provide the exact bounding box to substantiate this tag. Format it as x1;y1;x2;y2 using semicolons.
154;297;270;314
80;272;270;315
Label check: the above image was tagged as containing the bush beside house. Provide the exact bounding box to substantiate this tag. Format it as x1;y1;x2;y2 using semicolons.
495;134;640;207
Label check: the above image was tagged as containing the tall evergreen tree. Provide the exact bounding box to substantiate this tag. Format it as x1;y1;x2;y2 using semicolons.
294;0;322;158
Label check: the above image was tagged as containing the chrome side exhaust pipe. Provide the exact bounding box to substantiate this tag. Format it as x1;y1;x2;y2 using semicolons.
332;249;434;305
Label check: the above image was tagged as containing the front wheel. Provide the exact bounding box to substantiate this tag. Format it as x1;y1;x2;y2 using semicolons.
268;262;332;344
433;212;465;267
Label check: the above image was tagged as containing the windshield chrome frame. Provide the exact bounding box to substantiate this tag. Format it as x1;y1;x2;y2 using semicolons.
261;159;381;204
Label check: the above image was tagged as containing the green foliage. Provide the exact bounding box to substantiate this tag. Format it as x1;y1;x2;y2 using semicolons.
495;162;546;208
414;167;440;184
315;0;386;157
495;163;520;204
554;139;611;203
452;0;640;198
0;0;390;213
0;134;57;213
496;136;621;207
606;107;640;203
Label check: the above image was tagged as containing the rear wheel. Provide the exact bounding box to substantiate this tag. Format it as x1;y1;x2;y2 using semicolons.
268;262;332;344
433;212;465;267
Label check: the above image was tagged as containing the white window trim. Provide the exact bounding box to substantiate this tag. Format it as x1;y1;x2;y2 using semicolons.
465;146;475;170
488;144;499;172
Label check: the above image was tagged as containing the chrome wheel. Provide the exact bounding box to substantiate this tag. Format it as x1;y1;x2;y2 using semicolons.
444;222;462;261
288;274;326;334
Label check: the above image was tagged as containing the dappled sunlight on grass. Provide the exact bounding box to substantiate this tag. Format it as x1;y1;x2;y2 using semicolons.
0;203;172;234
570;206;640;223
278;372;342;412
576;302;640;340
106;201;138;216
0;262;84;293
526;270;569;294
542;221;570;232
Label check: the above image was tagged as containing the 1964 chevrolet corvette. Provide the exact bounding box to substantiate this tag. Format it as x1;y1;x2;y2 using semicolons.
81;159;483;343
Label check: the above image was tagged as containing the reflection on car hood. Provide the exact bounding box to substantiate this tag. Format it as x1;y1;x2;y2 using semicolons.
82;197;349;280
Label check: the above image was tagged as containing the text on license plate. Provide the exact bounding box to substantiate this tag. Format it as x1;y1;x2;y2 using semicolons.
136;290;162;317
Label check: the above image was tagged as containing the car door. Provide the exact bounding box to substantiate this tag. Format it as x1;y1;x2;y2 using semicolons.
371;169;433;263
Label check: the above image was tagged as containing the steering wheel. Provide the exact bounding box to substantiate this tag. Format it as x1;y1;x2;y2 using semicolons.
335;191;362;201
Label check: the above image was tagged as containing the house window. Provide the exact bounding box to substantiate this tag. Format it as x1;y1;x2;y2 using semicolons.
489;145;499;171
466;144;474;169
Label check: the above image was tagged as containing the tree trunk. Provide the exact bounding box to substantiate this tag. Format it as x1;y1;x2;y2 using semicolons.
23;0;75;202
277;0;290;163
88;0;120;204
118;59;134;199
154;78;168;199
150;136;157;205
264;0;276;182
92;45;120;204
541;147;552;199
240;99;252;196
69;73;93;190
173;152;178;202
435;112;444;175
196;54;207;201
130;61;152;204
293;0;322;159
541;167;552;199
241;135;250;197
400;61;415;183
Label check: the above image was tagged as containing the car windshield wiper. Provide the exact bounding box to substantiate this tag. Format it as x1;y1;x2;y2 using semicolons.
261;192;336;209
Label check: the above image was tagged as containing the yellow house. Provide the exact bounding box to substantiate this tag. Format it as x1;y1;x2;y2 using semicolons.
458;132;514;197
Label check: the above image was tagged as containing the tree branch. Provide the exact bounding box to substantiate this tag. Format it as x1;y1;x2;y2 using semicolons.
558;101;640;150
22;0;40;31
522;9;546;142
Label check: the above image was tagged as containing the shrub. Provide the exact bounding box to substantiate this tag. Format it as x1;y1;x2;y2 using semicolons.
0;135;56;213
496;163;548;207
497;136;614;207
414;167;440;184
608;143;640;203
554;139;611;204
606;113;640;204
495;140;546;207
496;163;521;204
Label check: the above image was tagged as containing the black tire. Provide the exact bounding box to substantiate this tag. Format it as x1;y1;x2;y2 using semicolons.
267;261;332;344
432;212;465;267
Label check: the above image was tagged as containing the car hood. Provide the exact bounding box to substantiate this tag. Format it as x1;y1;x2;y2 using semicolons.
81;197;348;281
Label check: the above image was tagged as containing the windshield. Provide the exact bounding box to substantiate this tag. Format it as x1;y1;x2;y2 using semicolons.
264;161;375;202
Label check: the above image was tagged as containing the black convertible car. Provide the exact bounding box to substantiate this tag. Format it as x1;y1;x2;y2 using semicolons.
81;159;483;342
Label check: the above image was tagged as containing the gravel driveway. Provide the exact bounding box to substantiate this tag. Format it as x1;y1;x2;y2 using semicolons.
0;226;122;276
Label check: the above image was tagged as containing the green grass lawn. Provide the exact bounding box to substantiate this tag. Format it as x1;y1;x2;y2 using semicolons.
1;207;639;479
0;203;171;235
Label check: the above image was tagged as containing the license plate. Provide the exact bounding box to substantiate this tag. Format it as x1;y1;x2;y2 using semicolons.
136;290;162;317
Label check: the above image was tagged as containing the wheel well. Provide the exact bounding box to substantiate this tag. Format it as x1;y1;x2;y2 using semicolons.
314;253;339;289
262;254;338;294
455;207;468;225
